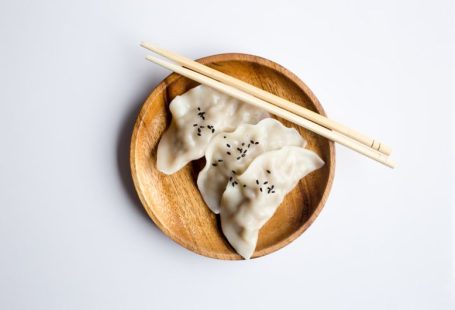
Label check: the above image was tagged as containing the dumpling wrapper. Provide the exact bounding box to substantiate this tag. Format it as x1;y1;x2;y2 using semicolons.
157;85;269;174
219;146;324;259
197;118;306;214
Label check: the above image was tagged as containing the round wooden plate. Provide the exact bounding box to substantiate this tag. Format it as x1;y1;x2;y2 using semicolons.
130;53;335;260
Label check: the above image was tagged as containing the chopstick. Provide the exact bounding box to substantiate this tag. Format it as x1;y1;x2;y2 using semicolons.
144;53;396;168
141;42;392;156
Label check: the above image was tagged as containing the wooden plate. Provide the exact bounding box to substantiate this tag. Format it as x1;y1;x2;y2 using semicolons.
130;53;335;259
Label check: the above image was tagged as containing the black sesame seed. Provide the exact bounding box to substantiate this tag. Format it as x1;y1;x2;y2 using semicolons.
255;141;259;145
226;144;231;148
211;129;215;133
241;143;245;146
272;191;275;193
234;181;238;185
263;181;268;185
212;163;217;167
236;156;241;160
260;188;263;192
193;124;198;127
241;154;246;157
250;140;254;144
243;184;246;188
227;151;231;155
266;170;271;174
200;126;205;128
197;133;201;136
231;170;236;174
218;159;223;162
247;144;251;148
223;136;226;139
256;180;259;185
197;107;201;111
229;177;233;181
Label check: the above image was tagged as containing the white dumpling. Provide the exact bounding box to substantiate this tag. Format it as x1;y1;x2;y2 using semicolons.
197;118;306;214
157;85;269;174
219;146;324;259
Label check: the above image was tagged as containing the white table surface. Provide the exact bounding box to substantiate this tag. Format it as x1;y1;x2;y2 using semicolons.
1;0;454;309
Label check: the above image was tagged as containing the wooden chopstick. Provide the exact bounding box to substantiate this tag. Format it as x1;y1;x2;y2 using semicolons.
141;42;392;156
144;54;395;168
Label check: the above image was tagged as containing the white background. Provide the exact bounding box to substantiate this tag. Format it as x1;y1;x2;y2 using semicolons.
0;0;454;309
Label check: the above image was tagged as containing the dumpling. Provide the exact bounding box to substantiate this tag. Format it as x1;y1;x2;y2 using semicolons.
197;118;306;214
157;85;269;174
219;146;324;259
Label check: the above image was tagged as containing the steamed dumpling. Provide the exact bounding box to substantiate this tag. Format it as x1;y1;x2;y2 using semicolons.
219;146;324;259
197;118;306;214
157;85;269;174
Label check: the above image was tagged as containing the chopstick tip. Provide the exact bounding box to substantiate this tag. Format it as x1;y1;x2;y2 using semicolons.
387;158;397;169
140;41;157;51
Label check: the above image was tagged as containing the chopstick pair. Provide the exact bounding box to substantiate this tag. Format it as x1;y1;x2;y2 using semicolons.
141;42;396;169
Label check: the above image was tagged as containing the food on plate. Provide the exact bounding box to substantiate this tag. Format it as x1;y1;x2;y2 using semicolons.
219;146;324;259
157;85;269;174
156;85;324;259
197;118;306;214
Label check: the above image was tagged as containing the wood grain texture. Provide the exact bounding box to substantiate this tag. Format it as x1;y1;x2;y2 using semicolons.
130;53;335;260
